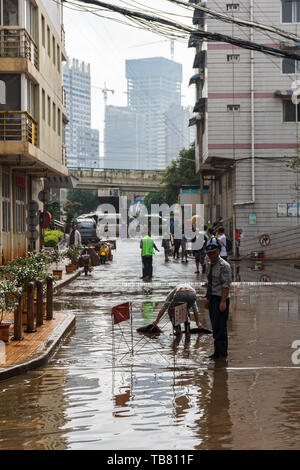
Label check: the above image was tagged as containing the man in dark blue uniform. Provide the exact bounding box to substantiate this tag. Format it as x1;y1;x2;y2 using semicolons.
204;237;232;359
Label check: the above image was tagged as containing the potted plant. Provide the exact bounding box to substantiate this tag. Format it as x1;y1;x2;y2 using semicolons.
0;280;22;342
0;253;47;322
49;247;63;280
64;245;83;273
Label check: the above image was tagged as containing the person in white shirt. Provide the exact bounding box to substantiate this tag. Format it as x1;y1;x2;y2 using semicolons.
216;227;227;261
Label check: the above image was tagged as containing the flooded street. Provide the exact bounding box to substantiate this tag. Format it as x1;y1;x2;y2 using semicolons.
0;240;299;450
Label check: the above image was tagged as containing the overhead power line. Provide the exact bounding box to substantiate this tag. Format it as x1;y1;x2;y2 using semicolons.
167;0;300;44
68;0;300;61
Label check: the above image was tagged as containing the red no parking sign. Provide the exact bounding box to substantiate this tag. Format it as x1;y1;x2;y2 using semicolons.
259;234;271;247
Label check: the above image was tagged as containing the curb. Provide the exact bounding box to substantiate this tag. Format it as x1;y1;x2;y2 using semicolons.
54;267;83;291
0;312;76;382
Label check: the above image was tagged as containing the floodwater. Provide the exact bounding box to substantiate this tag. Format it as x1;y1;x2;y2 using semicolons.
0;240;299;450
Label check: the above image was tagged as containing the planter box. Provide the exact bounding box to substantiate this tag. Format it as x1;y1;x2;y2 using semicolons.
65;264;75;274
0;322;12;342
53;269;63;280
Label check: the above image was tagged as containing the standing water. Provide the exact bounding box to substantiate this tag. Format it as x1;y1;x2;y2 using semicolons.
0;240;299;450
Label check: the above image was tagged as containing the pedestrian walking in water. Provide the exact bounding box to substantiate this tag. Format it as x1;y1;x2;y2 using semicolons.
162;231;171;262
152;283;202;335
216;227;228;261
192;225;208;274
205;237;232;359
140;230;159;281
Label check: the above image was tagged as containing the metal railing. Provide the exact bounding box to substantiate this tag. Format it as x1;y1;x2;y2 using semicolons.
0;28;38;69
0;111;38;146
62;144;67;166
62;86;67;108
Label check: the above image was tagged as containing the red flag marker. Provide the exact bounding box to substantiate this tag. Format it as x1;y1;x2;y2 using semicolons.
111;302;131;325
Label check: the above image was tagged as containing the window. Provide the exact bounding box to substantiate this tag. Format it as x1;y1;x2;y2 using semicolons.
2;0;19;26
282;1;300;23
47;96;51;126
47;26;50;56
41;15;45;47
2;172;10;233
52;102;56;131
42;89;45;120
26;78;35;117
227;54;240;63
57;108;61;136
57;45;60;72
25;0;35;39
282;54;300;73
0;80;5;104
226;3;240;11
52;35;56;65
283;100;300;121
227;104;240;112
15;180;26;233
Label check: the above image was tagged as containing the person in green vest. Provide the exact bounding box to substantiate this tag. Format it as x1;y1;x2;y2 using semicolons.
140;230;160;281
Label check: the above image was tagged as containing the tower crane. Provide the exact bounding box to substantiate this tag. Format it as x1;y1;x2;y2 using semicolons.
129;39;175;60
92;82;115;106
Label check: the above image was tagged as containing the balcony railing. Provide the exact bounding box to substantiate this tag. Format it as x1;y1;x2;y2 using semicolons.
0;28;38;69
0;111;38;146
62;86;67;108
62;144;67;166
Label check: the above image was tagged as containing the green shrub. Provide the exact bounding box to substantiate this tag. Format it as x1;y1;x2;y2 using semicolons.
44;229;64;247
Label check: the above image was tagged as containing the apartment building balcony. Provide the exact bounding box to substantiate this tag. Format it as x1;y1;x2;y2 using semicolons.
61;25;67;61
0;110;38;146
0;28;38;71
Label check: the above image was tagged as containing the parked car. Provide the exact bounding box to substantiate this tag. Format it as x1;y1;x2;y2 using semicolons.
75;218;100;245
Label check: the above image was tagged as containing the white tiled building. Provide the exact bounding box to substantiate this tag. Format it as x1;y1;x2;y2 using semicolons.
192;0;300;258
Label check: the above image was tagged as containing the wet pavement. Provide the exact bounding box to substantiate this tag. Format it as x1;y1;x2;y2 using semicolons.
0;239;299;450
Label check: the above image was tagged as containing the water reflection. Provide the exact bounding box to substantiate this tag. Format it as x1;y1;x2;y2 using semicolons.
0;241;300;449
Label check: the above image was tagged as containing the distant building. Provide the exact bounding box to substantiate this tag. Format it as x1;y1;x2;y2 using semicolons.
104;106;146;170
63;58;99;168
104;57;194;170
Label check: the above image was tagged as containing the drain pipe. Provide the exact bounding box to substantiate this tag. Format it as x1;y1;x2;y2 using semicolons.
233;0;255;258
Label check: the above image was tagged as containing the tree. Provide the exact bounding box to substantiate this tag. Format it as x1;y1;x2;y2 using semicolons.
143;143;199;209
45;197;62;220
67;189;99;214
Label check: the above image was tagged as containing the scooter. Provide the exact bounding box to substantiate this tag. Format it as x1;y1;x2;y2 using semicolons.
81;253;90;276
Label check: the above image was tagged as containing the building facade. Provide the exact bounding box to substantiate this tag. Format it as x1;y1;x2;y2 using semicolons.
0;0;68;263
104;105;146;170
63;58;99;168
192;0;300;258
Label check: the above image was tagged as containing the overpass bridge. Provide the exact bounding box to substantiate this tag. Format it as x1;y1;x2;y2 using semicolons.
69;168;163;192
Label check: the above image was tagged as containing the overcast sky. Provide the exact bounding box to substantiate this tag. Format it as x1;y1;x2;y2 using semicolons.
63;0;196;155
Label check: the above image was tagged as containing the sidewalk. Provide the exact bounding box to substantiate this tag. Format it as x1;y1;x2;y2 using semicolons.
0;265;83;382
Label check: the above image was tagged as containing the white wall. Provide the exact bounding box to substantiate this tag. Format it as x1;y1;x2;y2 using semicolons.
40;0;61;35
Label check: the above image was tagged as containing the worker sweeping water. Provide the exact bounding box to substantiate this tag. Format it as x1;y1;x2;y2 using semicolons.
152;283;203;335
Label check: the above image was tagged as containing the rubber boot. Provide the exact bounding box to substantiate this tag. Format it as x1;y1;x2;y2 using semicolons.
206;340;221;359
219;339;228;358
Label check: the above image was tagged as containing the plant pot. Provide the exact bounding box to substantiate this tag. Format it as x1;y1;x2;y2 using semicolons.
53;269;63;280
0;322;12;342
65;264;75;274
71;261;79;269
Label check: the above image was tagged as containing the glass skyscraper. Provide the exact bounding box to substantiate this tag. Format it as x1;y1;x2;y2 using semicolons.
63;58;99;168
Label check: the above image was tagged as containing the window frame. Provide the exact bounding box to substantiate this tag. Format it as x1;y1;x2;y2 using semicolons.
281;0;300;24
2;172;11;233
